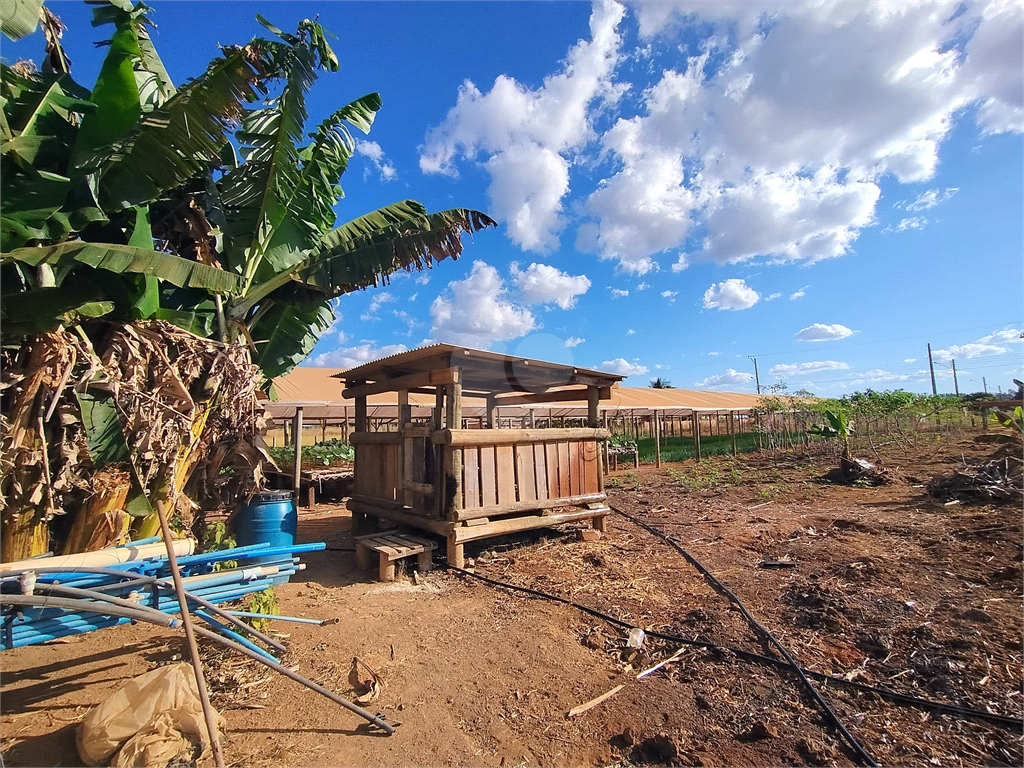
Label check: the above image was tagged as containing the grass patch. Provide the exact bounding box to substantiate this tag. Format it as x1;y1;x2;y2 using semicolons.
635;432;762;463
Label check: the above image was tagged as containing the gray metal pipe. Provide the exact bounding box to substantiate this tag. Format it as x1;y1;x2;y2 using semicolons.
10;565;286;654
0;594;395;736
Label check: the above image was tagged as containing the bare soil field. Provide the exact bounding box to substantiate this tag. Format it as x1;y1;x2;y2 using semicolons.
2;431;1021;767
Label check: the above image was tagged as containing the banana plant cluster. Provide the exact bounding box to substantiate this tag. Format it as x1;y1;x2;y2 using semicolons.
2;0;495;379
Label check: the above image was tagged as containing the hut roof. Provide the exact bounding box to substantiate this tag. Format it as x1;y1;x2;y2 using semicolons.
334;343;623;395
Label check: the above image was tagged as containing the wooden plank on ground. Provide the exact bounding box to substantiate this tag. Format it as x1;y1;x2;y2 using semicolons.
463;446;480;509
496;445;516;504
480;445;497;507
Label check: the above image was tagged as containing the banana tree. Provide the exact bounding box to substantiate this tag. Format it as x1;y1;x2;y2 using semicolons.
1;1;495;557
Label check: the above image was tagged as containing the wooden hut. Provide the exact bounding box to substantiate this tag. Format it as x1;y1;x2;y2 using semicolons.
339;345;624;567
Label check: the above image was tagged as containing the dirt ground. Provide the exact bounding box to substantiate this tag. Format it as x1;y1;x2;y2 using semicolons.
2;430;1021;767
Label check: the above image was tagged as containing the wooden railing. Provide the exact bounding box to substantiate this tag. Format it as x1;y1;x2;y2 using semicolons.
354;427;607;522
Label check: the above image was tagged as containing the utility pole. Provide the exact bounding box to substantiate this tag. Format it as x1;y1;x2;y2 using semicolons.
748;355;761;395
983;376;988;394
927;343;937;395
951;359;959;396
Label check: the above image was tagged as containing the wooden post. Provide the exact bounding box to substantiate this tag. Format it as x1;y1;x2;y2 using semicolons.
587;386;600;428
398;390;414;507
729;411;737;456
485;394;497;429
353;382;367;433
653;410;661;468
443;378;463;521
433;387;445;518
602;411;610;472
292;407;303;495
692;410;702;461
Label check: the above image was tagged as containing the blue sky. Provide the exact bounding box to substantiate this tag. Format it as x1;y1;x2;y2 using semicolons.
11;1;1024;396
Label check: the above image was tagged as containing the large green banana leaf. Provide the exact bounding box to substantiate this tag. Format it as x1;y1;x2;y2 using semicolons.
0;0;43;40
220;40;320;281
246;290;334;378
1;284;113;335
3;241;243;292
89;41;277;211
304;203;496;293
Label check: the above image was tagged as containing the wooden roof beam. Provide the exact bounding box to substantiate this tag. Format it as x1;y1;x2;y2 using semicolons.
343;368;459;399
494;386;611;406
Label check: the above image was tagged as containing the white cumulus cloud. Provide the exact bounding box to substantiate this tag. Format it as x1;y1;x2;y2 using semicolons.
565;336;585;348
356;140;397;181
795;323;855;342
661;289;678;303
600;358;649;377
420;0;626;252
610;288;629;298
882;217;928;233
789;287;808;300
703;278;759;311
770;360;849;376
932;328;1022;360
307;342;408;368
695;368;755;390
510;262;591;309
979;328;1023;344
429;261;537;348
899;187;959;211
360;292;396;321
932;343;1006;361
578;1;1021;271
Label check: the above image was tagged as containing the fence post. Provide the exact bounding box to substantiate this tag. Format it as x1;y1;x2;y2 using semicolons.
654;411;662;468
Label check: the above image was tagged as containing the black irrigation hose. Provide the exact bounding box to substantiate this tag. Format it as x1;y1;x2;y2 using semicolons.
450;563;1022;731
611;505;879;766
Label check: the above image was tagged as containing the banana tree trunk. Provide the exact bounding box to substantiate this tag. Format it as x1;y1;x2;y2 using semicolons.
0;510;51;562
61;468;132;554
133;361;227;538
1;334;70;561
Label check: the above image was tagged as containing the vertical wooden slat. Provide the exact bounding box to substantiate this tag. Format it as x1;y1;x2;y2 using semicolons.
385;444;398;501
480;445;497;506
496;445;516;504
373;444;383;499
534;443;549;500
556;441;571;498
545;442;559;499
463;446;480;508
574;441;588;495
582;440;599;493
517;445;537;502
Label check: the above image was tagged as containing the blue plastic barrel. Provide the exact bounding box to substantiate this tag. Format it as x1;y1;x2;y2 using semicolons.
236;491;297;585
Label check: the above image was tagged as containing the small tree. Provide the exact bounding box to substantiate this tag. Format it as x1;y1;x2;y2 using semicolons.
649;377;674;389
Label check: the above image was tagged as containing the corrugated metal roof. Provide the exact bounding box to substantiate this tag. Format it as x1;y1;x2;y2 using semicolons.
334;343;624;390
270;366;763;415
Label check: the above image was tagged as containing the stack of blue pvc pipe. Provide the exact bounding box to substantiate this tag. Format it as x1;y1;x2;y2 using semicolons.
0;539;325;652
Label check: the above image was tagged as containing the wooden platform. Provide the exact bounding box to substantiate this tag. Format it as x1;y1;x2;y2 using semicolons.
355;532;436;582
349;496;608;569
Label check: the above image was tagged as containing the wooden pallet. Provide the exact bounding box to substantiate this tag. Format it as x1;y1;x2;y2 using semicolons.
355;532;436;582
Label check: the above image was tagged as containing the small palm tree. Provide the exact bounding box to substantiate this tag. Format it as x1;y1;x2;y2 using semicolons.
649;377;674;389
